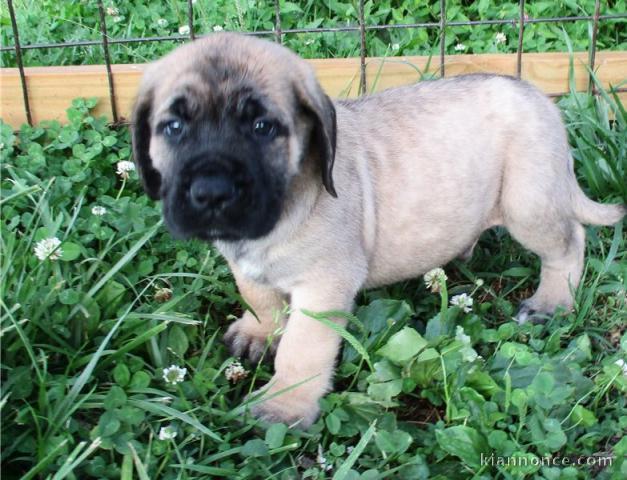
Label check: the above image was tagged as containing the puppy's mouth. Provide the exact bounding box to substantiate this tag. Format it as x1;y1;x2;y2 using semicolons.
196;230;240;242
163;185;251;241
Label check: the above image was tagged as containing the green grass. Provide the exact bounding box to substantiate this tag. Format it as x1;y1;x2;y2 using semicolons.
1;79;626;479
1;0;626;67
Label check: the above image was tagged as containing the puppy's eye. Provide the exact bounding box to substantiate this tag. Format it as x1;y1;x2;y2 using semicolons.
252;119;276;138
163;120;184;138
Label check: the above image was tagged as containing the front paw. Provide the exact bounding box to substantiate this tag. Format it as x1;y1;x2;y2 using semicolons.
514;301;552;325
249;378;323;429
223;312;280;363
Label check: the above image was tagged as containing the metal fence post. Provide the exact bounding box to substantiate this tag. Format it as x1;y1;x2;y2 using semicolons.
7;0;32;126
187;0;196;41
516;0;526;79
97;0;119;123
274;0;282;44
439;0;446;77
358;0;367;95
588;0;601;94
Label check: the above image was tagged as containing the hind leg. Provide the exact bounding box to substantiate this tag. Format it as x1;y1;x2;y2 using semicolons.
506;219;585;324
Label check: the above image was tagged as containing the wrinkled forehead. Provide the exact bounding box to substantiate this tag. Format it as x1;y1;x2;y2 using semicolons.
148;51;296;123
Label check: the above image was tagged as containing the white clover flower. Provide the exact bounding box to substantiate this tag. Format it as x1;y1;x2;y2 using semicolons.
391;43;400;52
34;237;62;261
224;361;248;383
423;267;447;293
113;16;123;23
106;7;119;16
455;326;478;362
454;43;466;52
615;359;627;376
213;25;224;32
162;365;187;385
474;278;484;287
116;160;135;179
91;205;107;216
178;25;190;36
495;32;507;44
157;18;169;28
158;425;177;440
450;293;473;313
316;445;333;472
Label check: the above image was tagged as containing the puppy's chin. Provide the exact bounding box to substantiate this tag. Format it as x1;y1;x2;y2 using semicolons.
196;230;242;242
166;223;275;243
163;215;246;243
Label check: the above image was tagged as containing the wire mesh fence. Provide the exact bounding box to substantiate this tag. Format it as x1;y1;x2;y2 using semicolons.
4;0;627;126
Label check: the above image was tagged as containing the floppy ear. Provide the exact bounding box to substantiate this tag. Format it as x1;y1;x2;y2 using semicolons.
294;75;338;197
131;89;162;200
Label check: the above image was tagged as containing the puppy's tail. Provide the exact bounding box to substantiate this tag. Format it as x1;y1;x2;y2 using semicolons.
572;188;626;226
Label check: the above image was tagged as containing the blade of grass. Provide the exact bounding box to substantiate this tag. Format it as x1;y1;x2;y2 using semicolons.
369;49;389;94
1;299;43;383
84;221;162;300
75;321;169;369
120;454;133;480
0;183;41;206
302;309;373;371
130;399;222;442
62;187;85;238
603;220;623;272
50;437;102;480
127;442;151;480
172;464;239;476
20;439;69;480
0;392;9;411
562;28;583;111
332;420;377;480
126;312;201;325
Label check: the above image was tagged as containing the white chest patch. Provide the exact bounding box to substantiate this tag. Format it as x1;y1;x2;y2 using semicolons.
237;257;265;281
215;240;269;283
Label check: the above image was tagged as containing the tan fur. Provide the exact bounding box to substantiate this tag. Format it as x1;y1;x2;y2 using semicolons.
133;33;626;428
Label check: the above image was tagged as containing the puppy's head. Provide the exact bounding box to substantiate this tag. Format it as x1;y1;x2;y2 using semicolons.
131;33;336;242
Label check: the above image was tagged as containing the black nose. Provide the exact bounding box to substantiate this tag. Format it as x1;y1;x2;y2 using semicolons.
189;175;236;210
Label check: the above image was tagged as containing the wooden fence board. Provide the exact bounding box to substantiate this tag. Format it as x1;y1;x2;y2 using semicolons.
1;51;626;128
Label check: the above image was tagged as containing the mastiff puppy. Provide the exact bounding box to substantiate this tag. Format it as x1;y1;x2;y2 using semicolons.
131;33;625;427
